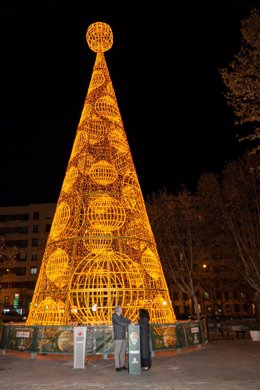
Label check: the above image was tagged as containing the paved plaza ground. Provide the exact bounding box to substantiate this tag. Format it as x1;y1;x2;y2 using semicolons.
1;338;260;390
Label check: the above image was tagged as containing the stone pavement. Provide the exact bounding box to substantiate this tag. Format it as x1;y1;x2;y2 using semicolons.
0;339;260;390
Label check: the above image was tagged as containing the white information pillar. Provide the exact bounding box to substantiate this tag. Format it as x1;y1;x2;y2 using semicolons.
73;326;87;369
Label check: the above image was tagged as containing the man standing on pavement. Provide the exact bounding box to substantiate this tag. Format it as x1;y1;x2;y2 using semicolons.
112;305;131;372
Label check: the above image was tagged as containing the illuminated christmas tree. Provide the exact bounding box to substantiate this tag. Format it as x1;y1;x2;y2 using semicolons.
26;22;176;326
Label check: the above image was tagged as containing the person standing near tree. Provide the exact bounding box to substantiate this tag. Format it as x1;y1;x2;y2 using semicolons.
112;305;131;372
138;308;152;371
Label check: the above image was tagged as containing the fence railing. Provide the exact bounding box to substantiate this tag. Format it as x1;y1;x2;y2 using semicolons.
0;320;207;357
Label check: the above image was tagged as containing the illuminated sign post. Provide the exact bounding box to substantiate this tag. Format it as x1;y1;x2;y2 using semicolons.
14;293;19;309
128;324;141;375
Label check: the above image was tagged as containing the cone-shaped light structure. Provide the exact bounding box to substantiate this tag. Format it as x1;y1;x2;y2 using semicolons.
26;22;176;326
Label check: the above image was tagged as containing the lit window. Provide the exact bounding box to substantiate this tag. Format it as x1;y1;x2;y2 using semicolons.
30;267;37;275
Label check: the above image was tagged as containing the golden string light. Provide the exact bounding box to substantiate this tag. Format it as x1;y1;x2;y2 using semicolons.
26;22;176;326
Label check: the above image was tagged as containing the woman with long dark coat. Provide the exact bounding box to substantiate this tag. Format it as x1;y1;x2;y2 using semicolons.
138;308;151;371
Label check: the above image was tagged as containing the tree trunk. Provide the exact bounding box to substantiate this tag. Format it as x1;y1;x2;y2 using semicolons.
255;293;260;323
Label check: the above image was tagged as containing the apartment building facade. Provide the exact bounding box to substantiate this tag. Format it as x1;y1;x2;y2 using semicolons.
0;203;56;315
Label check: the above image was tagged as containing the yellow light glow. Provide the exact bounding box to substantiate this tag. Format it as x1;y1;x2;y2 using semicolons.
26;22;176;326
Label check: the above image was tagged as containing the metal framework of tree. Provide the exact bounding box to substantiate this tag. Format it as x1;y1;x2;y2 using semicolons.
26;22;176;326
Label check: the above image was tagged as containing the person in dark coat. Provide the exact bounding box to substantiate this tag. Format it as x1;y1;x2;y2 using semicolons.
138;308;151;371
112;305;131;372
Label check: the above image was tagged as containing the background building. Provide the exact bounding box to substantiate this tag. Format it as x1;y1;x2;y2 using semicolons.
0;203;56;315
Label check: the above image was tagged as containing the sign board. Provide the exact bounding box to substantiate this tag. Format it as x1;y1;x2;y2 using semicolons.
16;331;30;338
191;327;199;333
14;293;19;309
128;324;141;375
73;326;87;369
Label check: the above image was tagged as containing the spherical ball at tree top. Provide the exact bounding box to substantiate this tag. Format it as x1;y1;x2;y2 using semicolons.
86;22;113;53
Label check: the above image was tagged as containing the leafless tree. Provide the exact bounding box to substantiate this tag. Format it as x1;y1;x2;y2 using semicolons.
147;188;210;320
197;152;260;321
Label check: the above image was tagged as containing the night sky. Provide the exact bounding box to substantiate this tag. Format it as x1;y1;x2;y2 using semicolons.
0;0;257;206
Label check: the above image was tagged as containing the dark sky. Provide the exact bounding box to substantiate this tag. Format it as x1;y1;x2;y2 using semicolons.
0;0;257;206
